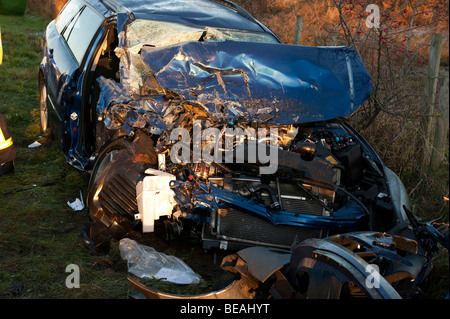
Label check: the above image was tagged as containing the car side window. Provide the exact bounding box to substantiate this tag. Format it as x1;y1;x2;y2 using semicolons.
55;0;84;34
65;5;104;65
62;9;83;43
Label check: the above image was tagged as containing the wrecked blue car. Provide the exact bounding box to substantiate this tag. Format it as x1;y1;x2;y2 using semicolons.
39;0;448;299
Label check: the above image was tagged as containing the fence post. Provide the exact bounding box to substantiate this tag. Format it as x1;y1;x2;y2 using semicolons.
294;15;303;45
430;68;449;171
420;33;443;166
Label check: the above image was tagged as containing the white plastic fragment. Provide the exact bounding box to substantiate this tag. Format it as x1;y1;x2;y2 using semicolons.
119;238;202;284
67;198;84;211
28;141;41;148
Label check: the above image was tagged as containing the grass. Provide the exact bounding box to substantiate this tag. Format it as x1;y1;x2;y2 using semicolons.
0;14;131;298
0;0;28;16
0;12;448;299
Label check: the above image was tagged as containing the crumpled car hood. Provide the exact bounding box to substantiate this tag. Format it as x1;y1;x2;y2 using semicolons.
130;41;373;125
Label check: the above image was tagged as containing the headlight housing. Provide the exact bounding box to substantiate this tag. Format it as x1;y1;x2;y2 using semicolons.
383;167;412;234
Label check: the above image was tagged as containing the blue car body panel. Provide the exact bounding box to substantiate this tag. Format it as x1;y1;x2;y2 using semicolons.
138;41;373;125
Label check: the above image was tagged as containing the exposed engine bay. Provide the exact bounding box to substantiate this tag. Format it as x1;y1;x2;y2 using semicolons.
160;119;395;250
83;112;404;253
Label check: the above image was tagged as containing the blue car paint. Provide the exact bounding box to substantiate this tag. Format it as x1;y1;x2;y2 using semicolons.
138;41;373;125
183;182;369;232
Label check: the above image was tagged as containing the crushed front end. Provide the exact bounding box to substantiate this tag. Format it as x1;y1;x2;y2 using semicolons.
79;30;420;254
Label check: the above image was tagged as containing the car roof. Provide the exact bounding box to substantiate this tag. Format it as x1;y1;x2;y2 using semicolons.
88;0;271;33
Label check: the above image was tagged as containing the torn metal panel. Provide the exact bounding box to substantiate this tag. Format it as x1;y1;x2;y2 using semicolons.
232;246;291;283
108;17;372;126
116;18;279;96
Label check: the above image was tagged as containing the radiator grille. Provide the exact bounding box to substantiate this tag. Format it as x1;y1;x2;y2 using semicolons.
235;180;332;216
215;209;323;249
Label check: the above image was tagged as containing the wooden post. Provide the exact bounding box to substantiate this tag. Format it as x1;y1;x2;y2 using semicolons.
294;15;303;45
420;34;443;166
430;69;449;171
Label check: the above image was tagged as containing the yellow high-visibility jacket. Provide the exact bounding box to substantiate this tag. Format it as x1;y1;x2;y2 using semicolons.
0;112;16;165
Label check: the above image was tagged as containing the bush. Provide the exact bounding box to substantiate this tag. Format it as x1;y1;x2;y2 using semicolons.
0;0;28;15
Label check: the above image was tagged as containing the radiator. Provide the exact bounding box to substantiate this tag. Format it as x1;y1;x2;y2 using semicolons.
207;209;325;249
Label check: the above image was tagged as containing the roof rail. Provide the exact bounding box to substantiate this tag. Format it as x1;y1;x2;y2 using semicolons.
101;0;130;13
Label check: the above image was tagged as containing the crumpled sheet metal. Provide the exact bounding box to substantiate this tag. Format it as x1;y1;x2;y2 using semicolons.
98;41;373;129
137;41;373;125
96;77;167;133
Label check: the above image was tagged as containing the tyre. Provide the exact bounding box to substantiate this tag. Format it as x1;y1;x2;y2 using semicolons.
84;132;158;253
39;76;50;134
87;136;132;193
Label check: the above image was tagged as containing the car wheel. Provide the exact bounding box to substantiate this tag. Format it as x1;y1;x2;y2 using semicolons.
87;137;132;192
39;79;49;134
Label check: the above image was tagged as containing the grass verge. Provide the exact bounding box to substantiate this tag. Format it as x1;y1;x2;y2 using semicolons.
0;14;132;298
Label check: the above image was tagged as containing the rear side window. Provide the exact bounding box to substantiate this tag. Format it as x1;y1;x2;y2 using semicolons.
65;6;104;64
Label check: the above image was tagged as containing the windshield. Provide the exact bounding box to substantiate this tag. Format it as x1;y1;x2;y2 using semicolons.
126;19;279;49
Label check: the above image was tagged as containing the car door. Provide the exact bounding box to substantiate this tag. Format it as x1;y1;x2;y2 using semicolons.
44;0;84;148
44;0;104;153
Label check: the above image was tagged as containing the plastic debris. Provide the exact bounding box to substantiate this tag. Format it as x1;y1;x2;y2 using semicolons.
28;141;41;148
119;238;202;284
67;198;84;211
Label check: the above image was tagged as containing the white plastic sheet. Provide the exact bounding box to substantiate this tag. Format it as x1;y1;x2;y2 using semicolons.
67;190;85;211
119;238;202;284
67;198;84;211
